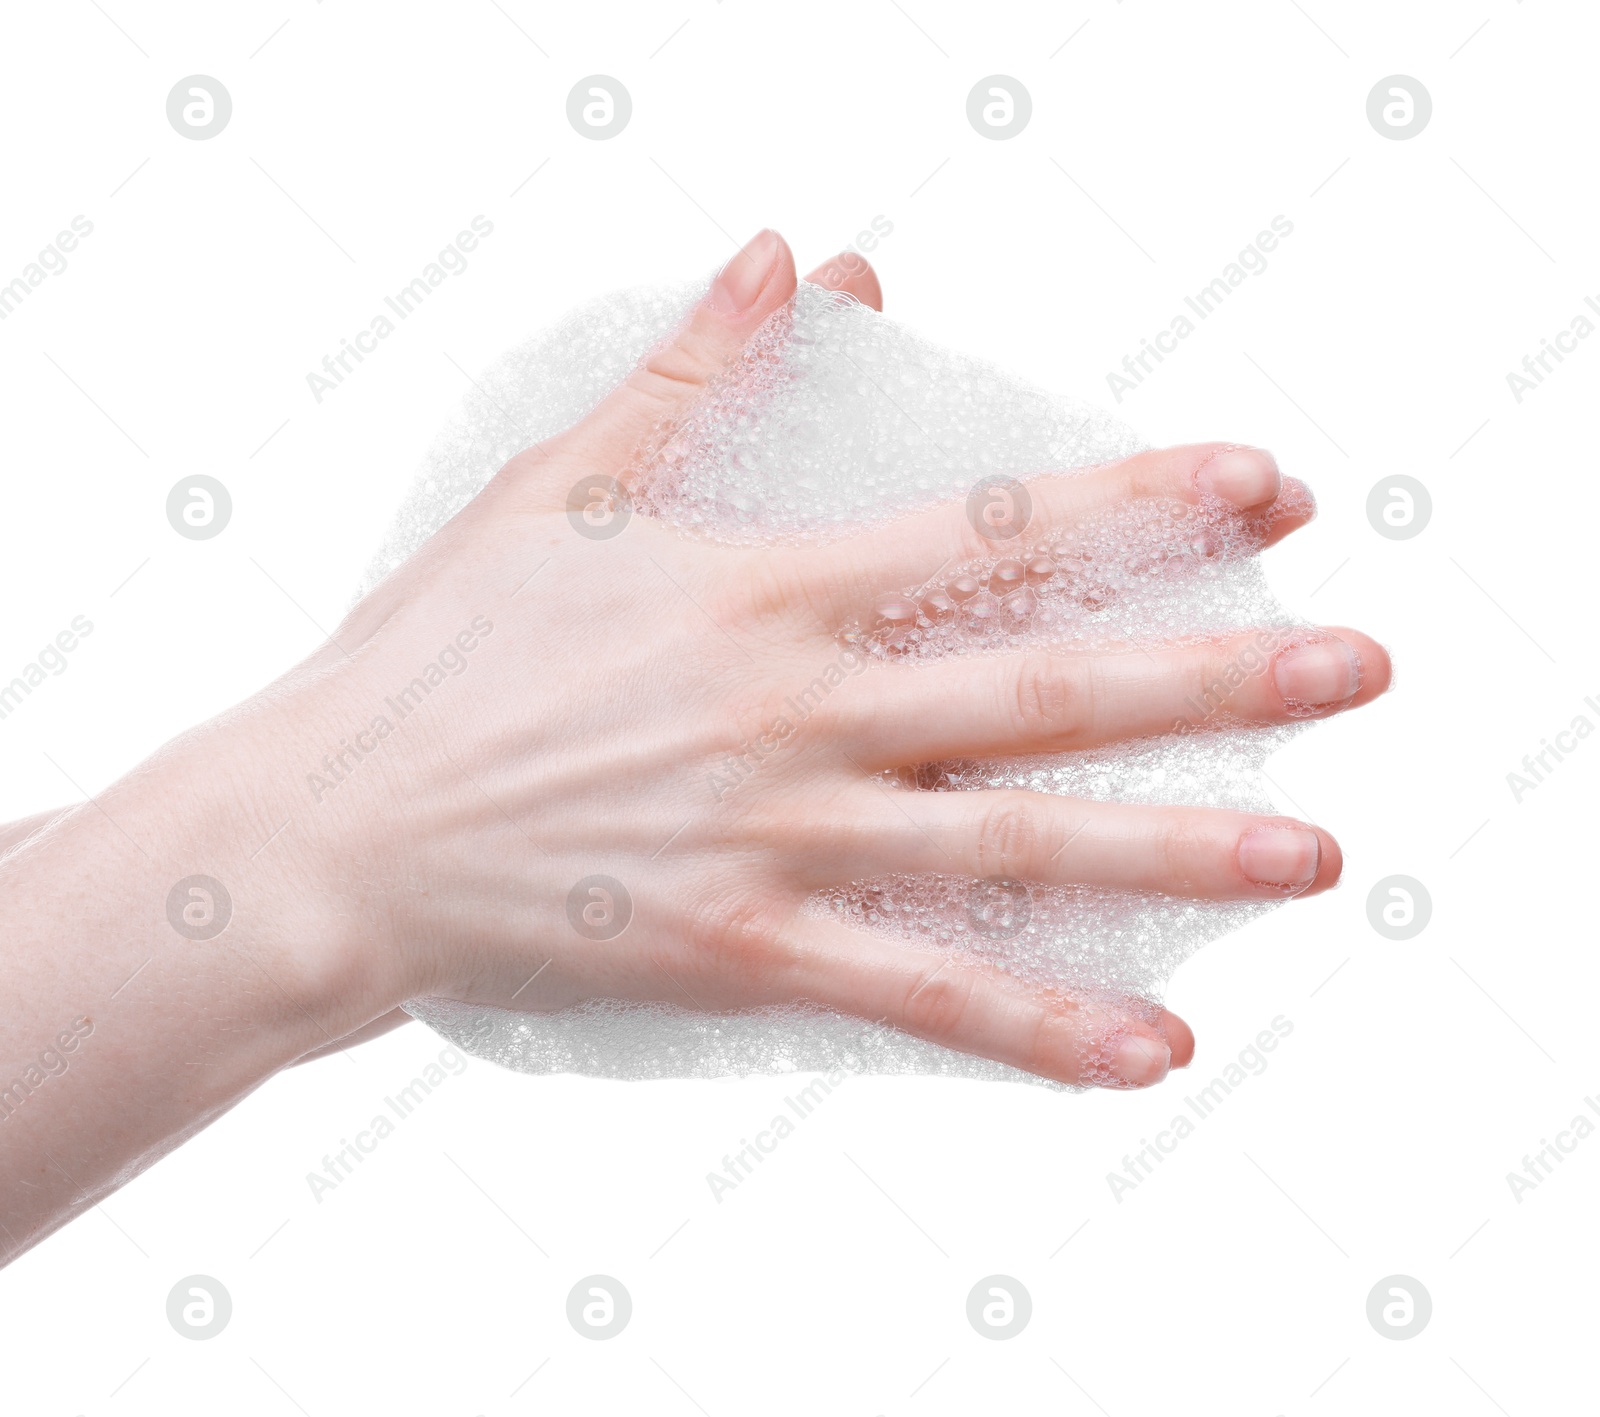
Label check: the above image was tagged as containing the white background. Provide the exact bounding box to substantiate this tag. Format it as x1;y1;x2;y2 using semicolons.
1;0;1594;1412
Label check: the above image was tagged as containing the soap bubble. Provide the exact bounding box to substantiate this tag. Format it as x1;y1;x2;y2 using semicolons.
364;278;1316;1086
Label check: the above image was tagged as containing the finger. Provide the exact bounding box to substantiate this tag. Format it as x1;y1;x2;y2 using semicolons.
1163;1009;1195;1069
801;444;1313;628
544;228;799;481
821;787;1342;900
834;628;1392;765
776;913;1176;1088
803;251;884;310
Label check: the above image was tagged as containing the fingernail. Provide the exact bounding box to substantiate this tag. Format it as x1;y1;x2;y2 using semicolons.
1238;826;1321;892
1195;447;1281;508
1112;1034;1170;1087
1273;639;1361;711
709;229;781;316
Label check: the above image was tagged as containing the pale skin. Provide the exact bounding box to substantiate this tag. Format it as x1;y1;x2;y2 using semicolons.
0;230;1390;1264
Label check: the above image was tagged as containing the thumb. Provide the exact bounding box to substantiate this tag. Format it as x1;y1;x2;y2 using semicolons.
561;228;797;474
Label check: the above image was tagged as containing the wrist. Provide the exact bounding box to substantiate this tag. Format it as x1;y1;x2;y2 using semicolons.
145;683;417;1048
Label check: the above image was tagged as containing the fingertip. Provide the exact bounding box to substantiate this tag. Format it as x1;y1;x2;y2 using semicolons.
1160;1010;1195;1069
767;231;799;308
1329;627;1394;706
1108;1030;1171;1087
1269;822;1341;898
803;251;883;310
572;230;799;465
1276;474;1317;520
1307;825;1343;895
708;228;797;325
1195;445;1281;509
1272;628;1392;719
1255;475;1317;548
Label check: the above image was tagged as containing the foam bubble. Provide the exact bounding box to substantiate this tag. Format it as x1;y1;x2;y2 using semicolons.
363;279;1314;1088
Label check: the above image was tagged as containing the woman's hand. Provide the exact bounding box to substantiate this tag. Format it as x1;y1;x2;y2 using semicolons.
0;229;1389;1262
280;229;1389;1088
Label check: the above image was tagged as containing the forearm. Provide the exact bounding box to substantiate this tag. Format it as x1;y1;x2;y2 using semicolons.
0;707;396;1264
0;809;415;1072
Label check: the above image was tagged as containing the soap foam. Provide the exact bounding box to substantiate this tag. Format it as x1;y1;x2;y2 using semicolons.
359;279;1312;1088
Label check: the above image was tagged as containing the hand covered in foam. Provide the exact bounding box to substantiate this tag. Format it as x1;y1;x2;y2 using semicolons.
323;230;1390;1089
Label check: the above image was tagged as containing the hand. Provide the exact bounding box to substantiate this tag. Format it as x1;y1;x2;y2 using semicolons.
0;229;1391;1261
270;228;1390;1088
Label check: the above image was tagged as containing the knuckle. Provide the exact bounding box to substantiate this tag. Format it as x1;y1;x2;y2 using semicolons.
1007;653;1084;747
898;965;977;1040
636;325;723;402
973;797;1038;877
1127;445;1201;501
477;438;570;511
1158;813;1215;892
1188;644;1238;724
1019;1007;1084;1082
1184;642;1254;732
713;550;799;625
949;503;998;564
685;893;790;990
